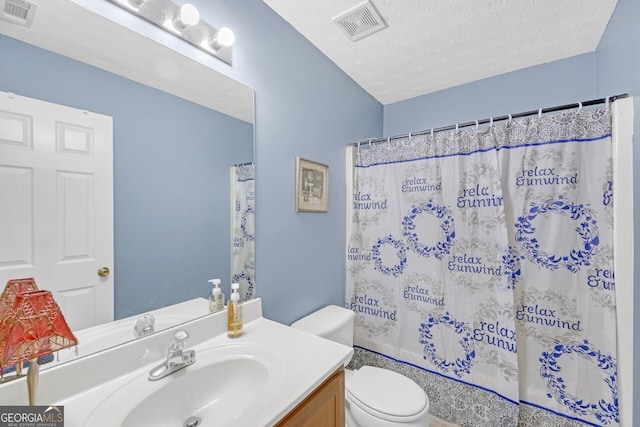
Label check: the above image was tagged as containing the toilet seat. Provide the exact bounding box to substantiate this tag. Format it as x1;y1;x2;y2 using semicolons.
346;366;429;423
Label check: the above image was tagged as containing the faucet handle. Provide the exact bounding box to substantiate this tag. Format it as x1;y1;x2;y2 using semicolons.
149;329;195;381
169;330;190;354
134;313;155;337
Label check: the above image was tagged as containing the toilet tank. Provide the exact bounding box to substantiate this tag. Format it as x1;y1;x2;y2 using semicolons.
291;305;354;348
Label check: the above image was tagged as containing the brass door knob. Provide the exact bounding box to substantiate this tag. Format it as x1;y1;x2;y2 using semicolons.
97;267;110;277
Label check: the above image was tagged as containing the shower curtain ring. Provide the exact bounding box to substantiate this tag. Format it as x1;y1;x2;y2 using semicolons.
577;102;583;113
508;114;512;124
538;108;542;119
475;120;479;131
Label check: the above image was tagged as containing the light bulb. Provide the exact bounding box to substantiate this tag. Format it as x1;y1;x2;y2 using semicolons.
178;4;200;27
214;27;235;47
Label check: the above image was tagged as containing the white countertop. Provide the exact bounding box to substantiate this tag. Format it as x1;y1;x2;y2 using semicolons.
0;298;352;427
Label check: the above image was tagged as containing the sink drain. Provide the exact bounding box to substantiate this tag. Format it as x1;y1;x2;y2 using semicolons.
184;416;201;427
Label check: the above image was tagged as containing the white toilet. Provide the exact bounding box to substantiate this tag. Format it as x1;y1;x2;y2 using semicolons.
291;305;430;427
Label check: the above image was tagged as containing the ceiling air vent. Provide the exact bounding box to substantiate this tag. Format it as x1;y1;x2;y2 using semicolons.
1;0;37;28
333;1;386;42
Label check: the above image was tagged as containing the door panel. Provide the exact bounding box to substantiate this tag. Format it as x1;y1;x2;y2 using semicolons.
0;165;33;268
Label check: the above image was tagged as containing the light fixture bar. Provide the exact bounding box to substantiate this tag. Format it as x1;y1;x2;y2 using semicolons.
106;0;233;65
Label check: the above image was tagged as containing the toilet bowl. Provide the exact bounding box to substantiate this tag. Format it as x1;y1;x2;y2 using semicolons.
291;305;430;427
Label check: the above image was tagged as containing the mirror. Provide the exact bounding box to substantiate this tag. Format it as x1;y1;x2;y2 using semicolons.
0;0;254;372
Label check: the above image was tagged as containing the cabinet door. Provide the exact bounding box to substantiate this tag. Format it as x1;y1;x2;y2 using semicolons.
276;367;345;427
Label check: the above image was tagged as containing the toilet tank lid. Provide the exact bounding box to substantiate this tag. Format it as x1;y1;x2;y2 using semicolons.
290;305;354;337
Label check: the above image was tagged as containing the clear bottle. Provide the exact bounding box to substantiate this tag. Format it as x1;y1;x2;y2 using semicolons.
208;279;225;313
227;283;243;338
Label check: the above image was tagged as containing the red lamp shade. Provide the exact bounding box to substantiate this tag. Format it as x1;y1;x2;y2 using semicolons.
0;290;77;370
0;278;40;322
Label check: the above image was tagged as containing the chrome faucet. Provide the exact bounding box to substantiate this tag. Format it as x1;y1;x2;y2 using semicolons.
134;313;155;338
148;330;196;381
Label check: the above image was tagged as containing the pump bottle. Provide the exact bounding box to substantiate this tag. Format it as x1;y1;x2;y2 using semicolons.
208;279;225;313
227;283;243;338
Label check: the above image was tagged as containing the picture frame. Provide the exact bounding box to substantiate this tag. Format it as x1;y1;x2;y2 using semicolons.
295;157;329;212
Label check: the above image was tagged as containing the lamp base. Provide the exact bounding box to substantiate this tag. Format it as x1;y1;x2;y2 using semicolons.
27;358;39;405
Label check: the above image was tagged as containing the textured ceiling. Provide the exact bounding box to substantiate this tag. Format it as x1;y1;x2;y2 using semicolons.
0;0;254;123
263;0;618;105
1;1;618;113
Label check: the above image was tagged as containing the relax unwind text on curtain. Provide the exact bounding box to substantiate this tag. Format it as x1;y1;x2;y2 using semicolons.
231;164;255;300
346;107;618;426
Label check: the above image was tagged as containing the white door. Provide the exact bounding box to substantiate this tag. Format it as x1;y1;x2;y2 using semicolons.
0;91;113;331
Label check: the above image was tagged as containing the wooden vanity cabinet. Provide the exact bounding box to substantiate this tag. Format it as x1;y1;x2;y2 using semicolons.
276;366;345;427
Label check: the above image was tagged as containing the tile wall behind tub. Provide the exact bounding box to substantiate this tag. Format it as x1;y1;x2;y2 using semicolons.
349;348;591;427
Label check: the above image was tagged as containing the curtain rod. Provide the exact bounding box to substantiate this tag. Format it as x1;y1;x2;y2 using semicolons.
352;93;628;146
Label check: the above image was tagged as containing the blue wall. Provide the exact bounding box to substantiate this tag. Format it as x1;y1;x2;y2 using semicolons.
383;53;597;135
197;0;383;325
0;35;254;319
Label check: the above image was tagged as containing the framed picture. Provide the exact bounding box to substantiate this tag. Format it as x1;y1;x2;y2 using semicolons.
295;157;329;212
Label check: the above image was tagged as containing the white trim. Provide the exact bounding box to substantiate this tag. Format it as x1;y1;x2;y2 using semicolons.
230;166;235;285
345;145;355;302
612;96;634;427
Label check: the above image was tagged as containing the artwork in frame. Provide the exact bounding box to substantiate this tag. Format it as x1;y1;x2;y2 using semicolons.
295;157;329;212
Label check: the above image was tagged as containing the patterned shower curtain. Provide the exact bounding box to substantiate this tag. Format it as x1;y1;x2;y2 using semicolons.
231;163;255;300
346;107;618;426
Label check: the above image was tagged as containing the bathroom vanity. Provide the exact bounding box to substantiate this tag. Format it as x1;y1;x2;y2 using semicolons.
0;298;352;426
276;366;345;426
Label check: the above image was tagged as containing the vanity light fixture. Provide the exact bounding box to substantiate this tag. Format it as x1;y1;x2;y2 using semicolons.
106;0;234;65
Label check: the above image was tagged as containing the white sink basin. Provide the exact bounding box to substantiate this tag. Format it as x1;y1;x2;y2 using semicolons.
85;342;285;427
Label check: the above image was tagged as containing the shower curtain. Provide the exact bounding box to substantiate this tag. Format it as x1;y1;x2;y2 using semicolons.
346;107;618;426
231;163;255;300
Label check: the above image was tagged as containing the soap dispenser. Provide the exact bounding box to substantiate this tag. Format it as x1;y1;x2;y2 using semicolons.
208;279;225;313
227;283;243;338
